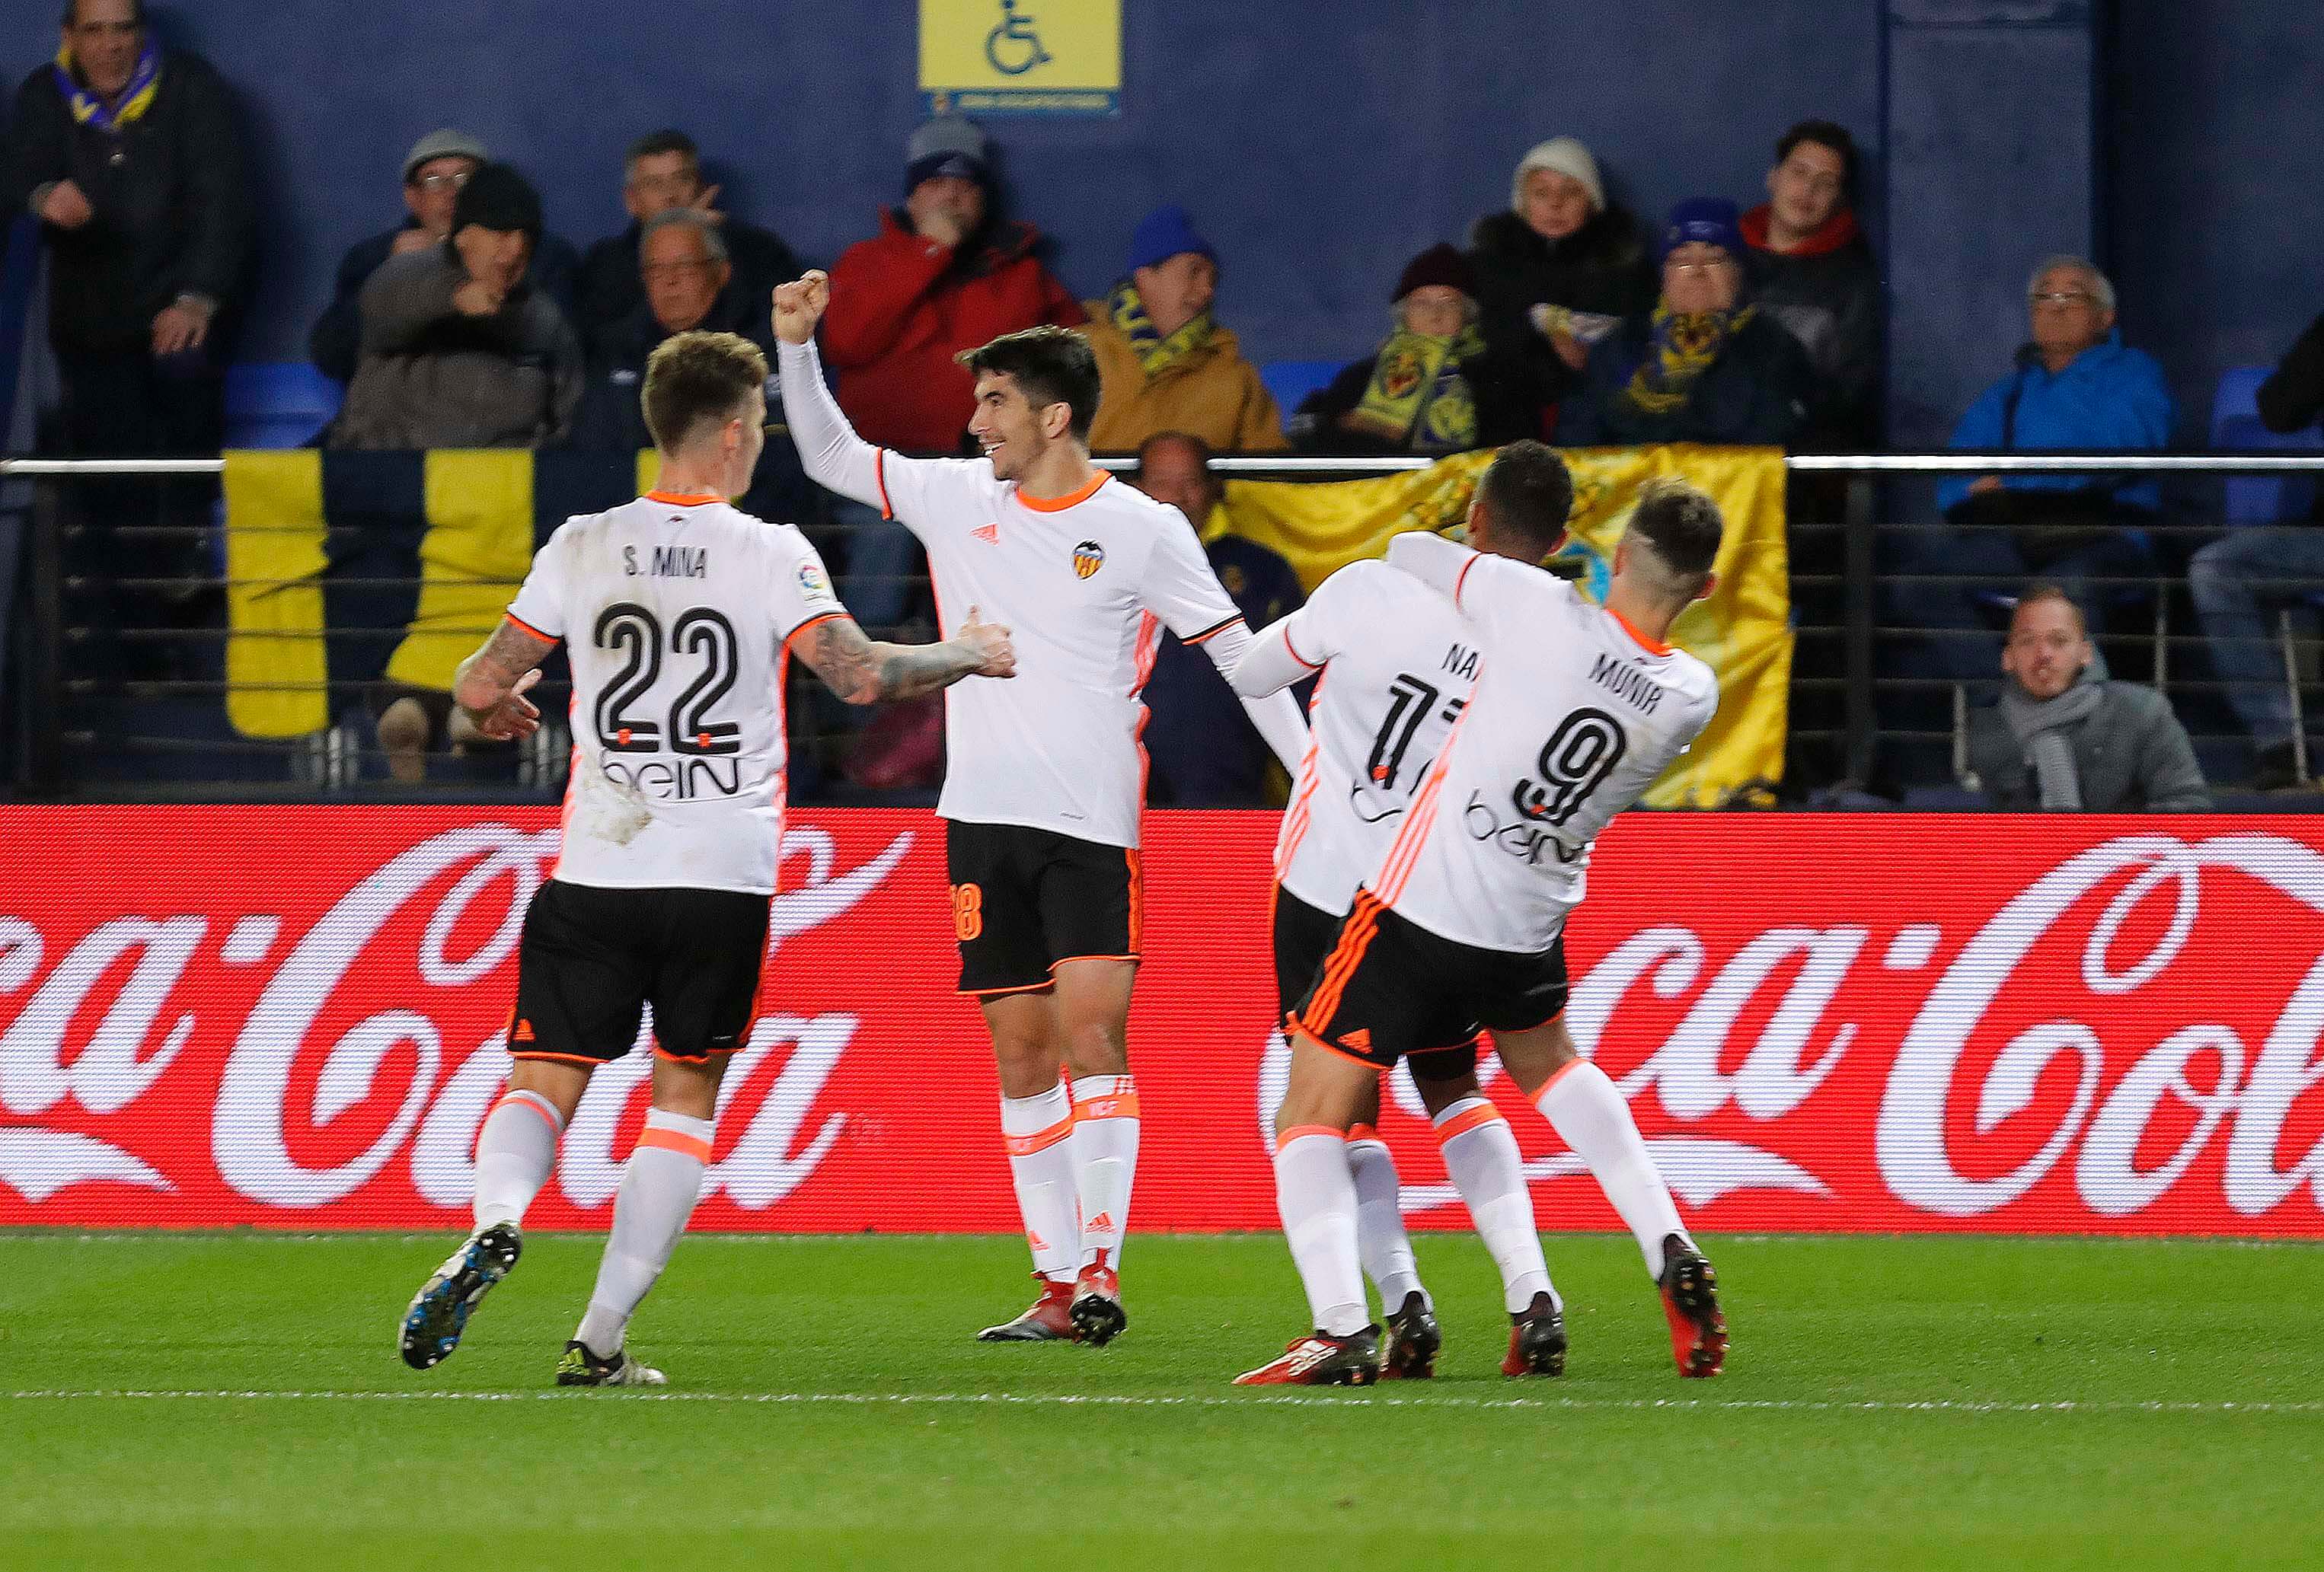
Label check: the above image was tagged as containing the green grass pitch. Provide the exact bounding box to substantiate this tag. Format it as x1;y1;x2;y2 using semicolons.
2;1230;2320;1570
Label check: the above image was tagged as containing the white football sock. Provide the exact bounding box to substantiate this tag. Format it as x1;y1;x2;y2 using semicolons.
573;1108;712;1355
1273;1127;1370;1337
473;1089;561;1231
1346;1125;1426;1312
999;1081;1080;1283
1070;1074;1140;1272
1434;1097;1557;1313
1534;1060;1691;1280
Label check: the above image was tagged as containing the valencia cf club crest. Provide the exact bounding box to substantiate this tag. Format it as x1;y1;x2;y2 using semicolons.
1073;540;1106;579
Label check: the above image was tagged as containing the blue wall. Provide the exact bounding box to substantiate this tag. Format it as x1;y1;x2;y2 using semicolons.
3;1;1880;369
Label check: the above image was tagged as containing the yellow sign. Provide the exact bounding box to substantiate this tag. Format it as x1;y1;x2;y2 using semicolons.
920;0;1122;116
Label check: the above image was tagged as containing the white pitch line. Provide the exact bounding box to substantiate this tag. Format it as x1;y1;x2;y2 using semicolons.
6;1389;2321;1415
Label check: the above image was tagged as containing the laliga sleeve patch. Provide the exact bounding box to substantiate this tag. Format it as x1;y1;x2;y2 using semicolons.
797;559;838;606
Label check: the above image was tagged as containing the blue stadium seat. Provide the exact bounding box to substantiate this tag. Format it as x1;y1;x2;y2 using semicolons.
1258;359;1349;432
224;362;342;450
2211;364;2322;526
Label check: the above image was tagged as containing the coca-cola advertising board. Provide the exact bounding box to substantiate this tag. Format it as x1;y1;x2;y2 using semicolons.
2;807;2322;1236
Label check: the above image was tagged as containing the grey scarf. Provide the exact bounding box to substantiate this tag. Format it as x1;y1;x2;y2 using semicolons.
1999;674;2105;809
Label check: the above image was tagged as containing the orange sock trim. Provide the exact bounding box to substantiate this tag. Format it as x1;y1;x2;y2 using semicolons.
637;1126;713;1163
1346;1123;1381;1145
1534;1055;1588;1102
1003;1117;1074;1156
491;1092;562;1140
1278;1124;1346;1145
1432;1102;1506;1143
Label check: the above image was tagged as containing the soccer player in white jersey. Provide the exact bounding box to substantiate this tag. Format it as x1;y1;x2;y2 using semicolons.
1234;443;1585;1380
397;331;1014;1385
772;270;1307;1345
1234;478;1732;1387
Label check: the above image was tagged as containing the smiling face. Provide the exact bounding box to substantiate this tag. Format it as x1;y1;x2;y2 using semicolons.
968;371;1058;482
2003;593;2092;700
1132;251;1218;339
64;0;142;99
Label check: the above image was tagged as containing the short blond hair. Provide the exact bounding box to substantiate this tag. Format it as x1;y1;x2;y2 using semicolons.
641;330;766;452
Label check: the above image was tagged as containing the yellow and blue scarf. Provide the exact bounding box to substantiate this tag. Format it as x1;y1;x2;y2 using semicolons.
1106;279;1214;378
1346;324;1486;452
54;39;161;134
1622;302;1755;416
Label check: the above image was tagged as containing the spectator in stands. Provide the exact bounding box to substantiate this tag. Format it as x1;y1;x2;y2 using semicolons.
1740;120;1882;449
1967;585;2209;810
2;0;254;626
1291;244;1528;456
1084;205;1288;454
821;113;1081;632
329;163;581;450
309;131;579;384
1466;137;1657;439
571;129;798;356
1133;432;1307;805
569;209;774;452
1557;199;1812;447
2189;312;2324;788
1904;256;2171;659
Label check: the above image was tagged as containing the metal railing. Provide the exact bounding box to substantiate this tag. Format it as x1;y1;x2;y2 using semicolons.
5;451;2322;803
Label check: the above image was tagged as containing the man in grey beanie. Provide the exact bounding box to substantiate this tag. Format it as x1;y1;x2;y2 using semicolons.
310;129;578;382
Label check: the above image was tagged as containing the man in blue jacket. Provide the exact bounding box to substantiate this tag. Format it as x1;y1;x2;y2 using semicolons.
1897;256;2172;681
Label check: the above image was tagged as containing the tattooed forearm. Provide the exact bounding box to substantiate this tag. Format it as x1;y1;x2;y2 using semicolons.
454;619;555;719
804;616;986;706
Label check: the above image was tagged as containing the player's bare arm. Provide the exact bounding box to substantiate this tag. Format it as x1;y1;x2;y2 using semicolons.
452;620;556;740
800;609;1015;706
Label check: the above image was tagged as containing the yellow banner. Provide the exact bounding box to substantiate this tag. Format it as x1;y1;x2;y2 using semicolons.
384;450;536;693
221;450;331;739
1215;447;1792;806
920;0;1121;115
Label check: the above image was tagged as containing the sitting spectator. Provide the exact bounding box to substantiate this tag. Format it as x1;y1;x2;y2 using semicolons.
1557;199;1812;447
2;0;255;657
1903;256;2172;662
1466;137;1657;438
1967;585;2209;810
2189;311;2324;788
1291;244;1529;455
1740;119;1881;448
1084;205;1287;454
329;163;581;450
309;130;579;384
1133;432;1307;805
569;209;774;452
821;113;1080;633
571;129;799;356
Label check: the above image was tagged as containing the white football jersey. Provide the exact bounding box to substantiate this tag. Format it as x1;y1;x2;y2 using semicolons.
505;491;845;894
1243;560;1479;917
780;339;1287;849
1374;536;1719;953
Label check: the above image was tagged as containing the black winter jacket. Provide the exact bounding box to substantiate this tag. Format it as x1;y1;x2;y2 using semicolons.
1557;308;1814;448
1465;206;1658;423
0;50;254;355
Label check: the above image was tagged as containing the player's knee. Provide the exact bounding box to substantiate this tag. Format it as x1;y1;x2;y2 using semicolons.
649;1054;726;1121
377;697;432;781
1057;1017;1128;1079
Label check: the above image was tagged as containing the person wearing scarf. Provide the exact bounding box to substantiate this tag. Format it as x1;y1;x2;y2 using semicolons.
1968;586;2211;811
1294;244;1525;456
1083;205;1288;454
1556;198;1813;448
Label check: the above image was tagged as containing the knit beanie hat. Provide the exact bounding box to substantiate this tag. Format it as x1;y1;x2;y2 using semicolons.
1391;242;1475;301
452;163;543;241
1659;196;1744;261
906;114;991;194
1127;204;1217;273
1511;137;1606;214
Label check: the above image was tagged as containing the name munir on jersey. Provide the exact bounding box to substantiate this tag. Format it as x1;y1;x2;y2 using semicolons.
506;492;845;896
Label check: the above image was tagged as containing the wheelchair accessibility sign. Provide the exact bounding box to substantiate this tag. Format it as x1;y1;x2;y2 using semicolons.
920;0;1122;116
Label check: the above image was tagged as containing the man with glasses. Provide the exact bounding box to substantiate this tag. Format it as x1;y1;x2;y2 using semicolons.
310;129;579;384
573;129;798;357
1556;197;1812;447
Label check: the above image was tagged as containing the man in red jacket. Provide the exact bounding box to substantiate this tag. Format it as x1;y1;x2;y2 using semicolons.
819;114;1082;636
